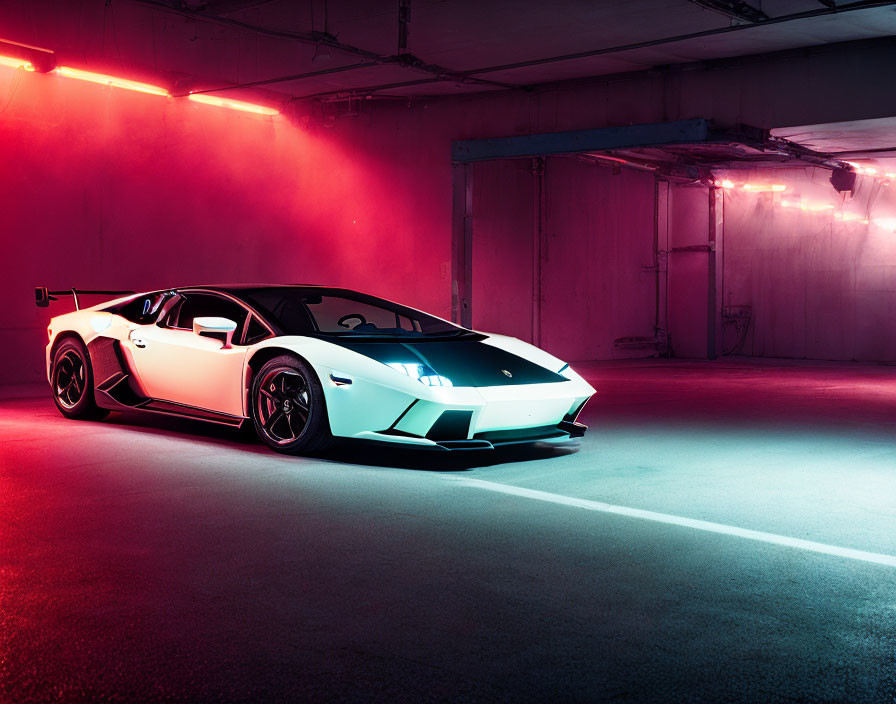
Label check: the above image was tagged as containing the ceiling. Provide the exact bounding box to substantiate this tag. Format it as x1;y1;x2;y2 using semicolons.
772;117;896;171
1;0;895;105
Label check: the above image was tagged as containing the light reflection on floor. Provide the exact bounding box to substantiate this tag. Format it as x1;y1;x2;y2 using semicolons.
1;358;895;702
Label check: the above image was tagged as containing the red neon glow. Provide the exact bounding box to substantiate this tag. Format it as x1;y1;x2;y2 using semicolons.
742;183;786;192
0;55;34;71
873;217;896;232
719;179;735;189
54;66;169;96
844;161;891;181
833;212;870;224
188;93;279;116
779;199;882;224
779;199;834;212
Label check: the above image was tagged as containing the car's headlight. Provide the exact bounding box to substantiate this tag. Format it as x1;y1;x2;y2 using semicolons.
387;362;453;387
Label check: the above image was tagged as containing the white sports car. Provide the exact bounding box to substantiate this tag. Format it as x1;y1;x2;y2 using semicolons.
37;285;594;454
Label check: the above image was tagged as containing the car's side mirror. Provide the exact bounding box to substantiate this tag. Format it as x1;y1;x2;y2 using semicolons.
193;317;238;349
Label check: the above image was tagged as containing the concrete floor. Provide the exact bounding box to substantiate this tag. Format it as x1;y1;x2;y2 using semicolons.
1;358;896;702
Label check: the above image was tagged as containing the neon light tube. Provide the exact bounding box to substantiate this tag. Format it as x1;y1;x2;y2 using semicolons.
873;218;896;232
188;93;279;116
0;55;34;71
55;66;169;96
742;183;786;192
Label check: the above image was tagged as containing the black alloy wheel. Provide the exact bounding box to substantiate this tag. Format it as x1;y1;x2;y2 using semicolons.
55;350;85;409
251;355;334;454
51;338;109;420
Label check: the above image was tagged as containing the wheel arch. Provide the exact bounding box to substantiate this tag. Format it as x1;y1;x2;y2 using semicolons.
51;331;88;361
245;346;319;409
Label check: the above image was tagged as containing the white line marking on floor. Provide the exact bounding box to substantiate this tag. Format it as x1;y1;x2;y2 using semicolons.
452;478;896;568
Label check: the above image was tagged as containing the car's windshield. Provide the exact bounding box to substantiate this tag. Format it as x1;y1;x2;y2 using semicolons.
237;287;469;338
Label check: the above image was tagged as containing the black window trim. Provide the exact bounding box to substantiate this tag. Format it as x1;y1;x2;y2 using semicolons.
233;286;468;340
165;289;276;346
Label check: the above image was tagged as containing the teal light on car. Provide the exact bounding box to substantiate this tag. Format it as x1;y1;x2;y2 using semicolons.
386;362;453;387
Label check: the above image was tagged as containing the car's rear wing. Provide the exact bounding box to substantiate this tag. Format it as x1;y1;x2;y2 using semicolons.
35;286;135;310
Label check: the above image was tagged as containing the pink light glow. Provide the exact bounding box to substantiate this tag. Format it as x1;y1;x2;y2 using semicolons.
54;66;169;96
873;217;896;232
834;212;870;224
187;93;279;116
779;199;835;212
844;161;892;182
0;55;34;71
742;183;787;192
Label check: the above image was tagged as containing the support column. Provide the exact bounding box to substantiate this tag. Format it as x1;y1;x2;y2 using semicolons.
451;162;473;328
708;186;724;359
531;157;545;347
655;177;670;355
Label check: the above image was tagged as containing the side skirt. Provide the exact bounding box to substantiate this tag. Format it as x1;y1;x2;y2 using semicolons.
95;373;247;427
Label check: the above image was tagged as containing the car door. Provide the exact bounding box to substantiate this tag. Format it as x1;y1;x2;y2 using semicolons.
123;291;252;416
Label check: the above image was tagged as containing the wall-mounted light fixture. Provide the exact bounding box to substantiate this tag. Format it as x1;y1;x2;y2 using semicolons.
715;180;786;192
187;93;279;116
54;66;170;96
0;37;55;72
741;183;786;192
0;55;34;71
1;35;279;116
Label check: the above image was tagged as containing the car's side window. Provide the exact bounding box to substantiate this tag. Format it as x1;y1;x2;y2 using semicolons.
244;316;271;345
111;293;168;324
169;293;251;344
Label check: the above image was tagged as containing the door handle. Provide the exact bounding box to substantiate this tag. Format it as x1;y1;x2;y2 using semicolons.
132;338;146;348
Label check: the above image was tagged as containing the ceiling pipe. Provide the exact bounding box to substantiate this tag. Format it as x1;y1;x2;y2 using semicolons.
123;0;896;102
294;0;896;101
688;0;770;23
131;0;516;91
461;0;896;79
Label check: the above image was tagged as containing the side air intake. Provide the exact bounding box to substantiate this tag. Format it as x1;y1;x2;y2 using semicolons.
425;410;473;441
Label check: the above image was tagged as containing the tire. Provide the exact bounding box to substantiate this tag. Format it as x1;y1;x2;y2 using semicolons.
50;338;110;421
250;355;335;454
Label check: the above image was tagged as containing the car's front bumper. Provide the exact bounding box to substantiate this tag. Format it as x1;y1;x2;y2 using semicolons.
353;420;587;451
345;378;594;450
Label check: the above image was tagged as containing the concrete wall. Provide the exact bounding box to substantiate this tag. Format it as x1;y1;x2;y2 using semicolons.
4;36;896;384
472;158;656;361
540;158;656;361
668;185;711;359
0;69;451;385
722;168;896;362
472;159;535;342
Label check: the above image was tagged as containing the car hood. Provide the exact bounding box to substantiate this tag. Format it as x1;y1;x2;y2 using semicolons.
328;337;568;387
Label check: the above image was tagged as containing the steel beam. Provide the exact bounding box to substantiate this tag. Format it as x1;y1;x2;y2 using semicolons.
451;119;712;163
